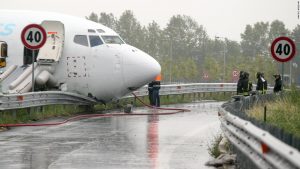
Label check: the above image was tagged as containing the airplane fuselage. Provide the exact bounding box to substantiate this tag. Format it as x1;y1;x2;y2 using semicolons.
0;10;161;102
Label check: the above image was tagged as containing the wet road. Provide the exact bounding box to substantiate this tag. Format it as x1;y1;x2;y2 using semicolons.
0;101;222;169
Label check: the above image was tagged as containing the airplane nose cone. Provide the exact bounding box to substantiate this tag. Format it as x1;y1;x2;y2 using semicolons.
123;46;161;90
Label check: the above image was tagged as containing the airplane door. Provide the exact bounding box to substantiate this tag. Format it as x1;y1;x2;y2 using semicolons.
0;41;7;68
37;21;65;63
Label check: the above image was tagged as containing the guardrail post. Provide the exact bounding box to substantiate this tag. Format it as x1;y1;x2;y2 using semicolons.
133;97;137;106
26;107;30;117
263;105;267;122
54;105;57;114
12;109;17;119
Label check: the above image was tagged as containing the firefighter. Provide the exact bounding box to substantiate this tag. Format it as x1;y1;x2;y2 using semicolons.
237;71;244;95
256;72;267;94
152;74;161;107
242;72;252;96
148;81;154;105
273;74;282;93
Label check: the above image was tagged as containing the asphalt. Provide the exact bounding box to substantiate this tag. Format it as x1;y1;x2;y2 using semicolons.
0;101;222;169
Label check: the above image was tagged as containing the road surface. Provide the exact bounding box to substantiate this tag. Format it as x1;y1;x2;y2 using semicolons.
0;101;222;169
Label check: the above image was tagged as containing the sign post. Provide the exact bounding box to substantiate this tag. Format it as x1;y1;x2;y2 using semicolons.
21;24;46;92
270;36;296;87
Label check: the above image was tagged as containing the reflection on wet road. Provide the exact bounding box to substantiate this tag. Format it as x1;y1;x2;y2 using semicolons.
0;101;222;169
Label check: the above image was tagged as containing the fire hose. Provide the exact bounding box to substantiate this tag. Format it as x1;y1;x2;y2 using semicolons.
0;93;190;127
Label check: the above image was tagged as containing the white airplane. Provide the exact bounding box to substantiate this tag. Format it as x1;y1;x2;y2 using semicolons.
0;10;161;103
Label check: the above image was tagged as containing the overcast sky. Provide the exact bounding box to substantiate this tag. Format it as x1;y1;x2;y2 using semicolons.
1;0;298;41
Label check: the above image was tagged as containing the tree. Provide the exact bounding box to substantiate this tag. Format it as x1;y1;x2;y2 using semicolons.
86;12;99;23
203;56;222;82
116;10;146;49
145;21;163;58
291;25;300;84
241;22;269;57
164;15;208;60
99;12;118;30
226;39;242;58
269;20;290;42
292;25;300;42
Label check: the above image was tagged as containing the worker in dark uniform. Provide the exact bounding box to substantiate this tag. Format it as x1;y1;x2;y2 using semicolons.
148;82;154;105
152;74;161;107
242;72;252;96
256;72;267;94
273;74;282;93
237;71;244;95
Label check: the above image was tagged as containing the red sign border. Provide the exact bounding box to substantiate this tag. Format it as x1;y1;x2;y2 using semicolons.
21;24;47;50
270;36;296;62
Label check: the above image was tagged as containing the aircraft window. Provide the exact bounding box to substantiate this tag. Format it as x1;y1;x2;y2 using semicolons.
74;35;89;47
101;36;124;44
97;29;105;33
88;29;96;33
89;35;103;47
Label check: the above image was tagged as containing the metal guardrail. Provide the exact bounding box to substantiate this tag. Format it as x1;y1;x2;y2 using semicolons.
219;101;300;169
0;91;97;110
0;83;237;110
129;83;237;97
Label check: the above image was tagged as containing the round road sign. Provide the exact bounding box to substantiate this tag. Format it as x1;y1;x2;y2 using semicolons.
270;36;296;62
21;24;47;50
232;70;238;77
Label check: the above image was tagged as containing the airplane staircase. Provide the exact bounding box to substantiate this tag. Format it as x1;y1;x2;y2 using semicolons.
0;64;56;94
0;64;97;110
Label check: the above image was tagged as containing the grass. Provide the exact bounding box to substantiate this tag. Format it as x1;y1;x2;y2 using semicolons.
247;89;300;138
0;105;85;124
208;134;223;158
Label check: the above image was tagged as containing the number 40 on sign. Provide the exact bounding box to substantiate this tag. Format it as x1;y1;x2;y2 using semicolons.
271;36;296;63
21;24;47;50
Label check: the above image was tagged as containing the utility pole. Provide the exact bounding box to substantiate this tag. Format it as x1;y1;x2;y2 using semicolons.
169;39;172;83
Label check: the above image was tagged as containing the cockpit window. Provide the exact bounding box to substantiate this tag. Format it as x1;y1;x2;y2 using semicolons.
88;29;96;33
89;35;103;47
101;36;124;44
74;35;89;47
97;29;105;33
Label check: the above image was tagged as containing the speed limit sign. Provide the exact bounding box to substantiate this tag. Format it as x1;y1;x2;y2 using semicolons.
270;37;296;62
20;24;47;92
21;24;47;50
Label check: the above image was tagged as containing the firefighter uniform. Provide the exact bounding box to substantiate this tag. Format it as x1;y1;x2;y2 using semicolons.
152;74;161;107
273;74;282;93
237;71;244;95
148;82;154;105
256;72;267;94
241;72;252;96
